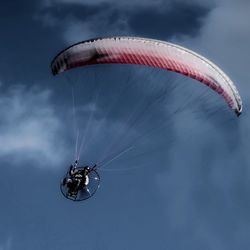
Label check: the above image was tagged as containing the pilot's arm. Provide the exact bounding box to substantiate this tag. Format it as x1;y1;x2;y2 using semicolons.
69;166;78;176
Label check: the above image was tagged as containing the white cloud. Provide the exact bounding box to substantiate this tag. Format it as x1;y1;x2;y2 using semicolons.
37;0;214;44
0;85;69;169
176;0;250;101
151;1;250;245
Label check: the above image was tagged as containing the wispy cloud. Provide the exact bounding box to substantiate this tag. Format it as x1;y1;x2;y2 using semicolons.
36;0;212;44
0;237;12;250
0;84;69;169
177;0;250;100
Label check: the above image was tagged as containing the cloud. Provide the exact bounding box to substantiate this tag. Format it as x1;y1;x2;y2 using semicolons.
35;2;130;44
176;0;250;100
127;2;211;40
0;84;69;169
36;0;213;44
149;1;250;246
0;237;12;250
42;0;214;8
43;0;165;8
153;106;250;249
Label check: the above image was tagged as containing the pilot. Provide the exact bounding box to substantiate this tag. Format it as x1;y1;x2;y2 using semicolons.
63;162;96;197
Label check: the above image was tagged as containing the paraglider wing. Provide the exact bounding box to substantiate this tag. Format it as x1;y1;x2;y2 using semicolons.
51;36;242;116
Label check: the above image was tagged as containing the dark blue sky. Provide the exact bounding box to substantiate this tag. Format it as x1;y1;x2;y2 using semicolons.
0;0;250;250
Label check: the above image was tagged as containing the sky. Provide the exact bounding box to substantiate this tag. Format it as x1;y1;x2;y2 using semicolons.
0;0;250;249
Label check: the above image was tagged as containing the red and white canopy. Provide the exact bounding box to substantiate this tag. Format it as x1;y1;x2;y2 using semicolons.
51;36;242;116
